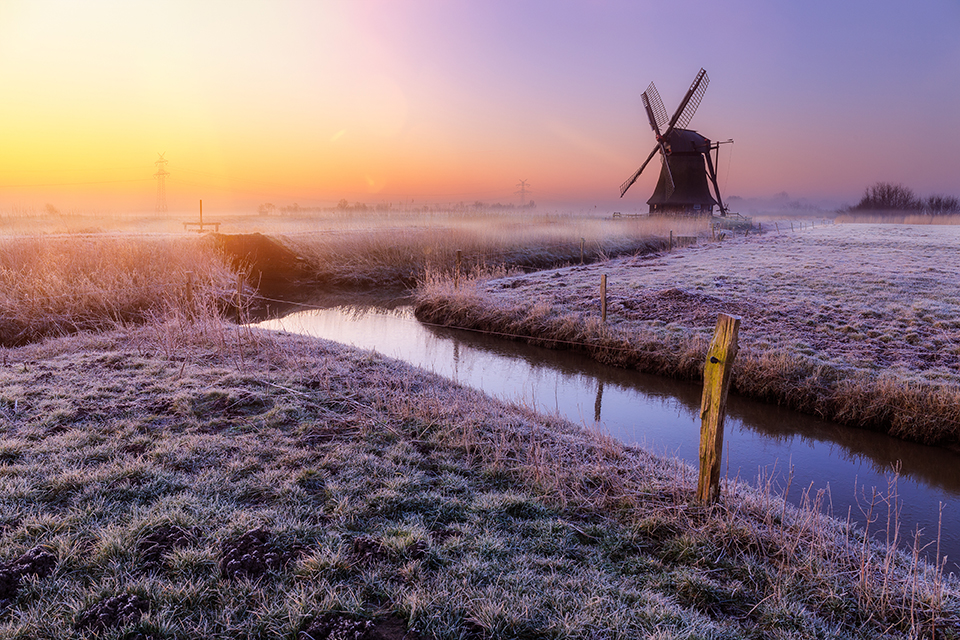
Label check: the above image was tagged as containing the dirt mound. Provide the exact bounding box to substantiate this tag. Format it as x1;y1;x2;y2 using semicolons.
0;545;56;602
137;525;199;569
75;593;149;632
299;613;423;640
209;233;311;286
220;526;300;580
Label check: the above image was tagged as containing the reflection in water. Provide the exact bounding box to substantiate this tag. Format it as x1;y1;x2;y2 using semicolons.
253;302;960;572
595;382;603;423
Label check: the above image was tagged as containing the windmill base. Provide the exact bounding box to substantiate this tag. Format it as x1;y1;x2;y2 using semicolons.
649;203;715;216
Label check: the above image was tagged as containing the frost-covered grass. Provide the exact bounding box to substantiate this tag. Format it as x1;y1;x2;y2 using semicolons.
415;223;960;447
0;211;701;345
0;236;236;347
281;211;704;288
0;322;955;638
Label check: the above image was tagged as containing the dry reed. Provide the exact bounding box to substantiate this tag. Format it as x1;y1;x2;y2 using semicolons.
0;235;236;346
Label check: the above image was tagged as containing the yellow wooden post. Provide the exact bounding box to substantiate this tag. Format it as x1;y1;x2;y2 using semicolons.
697;313;741;504
600;273;607;323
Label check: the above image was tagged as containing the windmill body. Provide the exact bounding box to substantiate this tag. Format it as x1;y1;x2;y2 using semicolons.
647;129;717;214
620;68;729;217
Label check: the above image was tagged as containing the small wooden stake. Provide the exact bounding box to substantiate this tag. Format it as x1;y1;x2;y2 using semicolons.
697;313;741;504
600;273;607;323
580;237;585;264
670;230;674;250
775;222;780;233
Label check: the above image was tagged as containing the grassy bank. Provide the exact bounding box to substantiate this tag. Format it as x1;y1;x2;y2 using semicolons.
0;212;703;346
0;320;955;638
414;224;960;449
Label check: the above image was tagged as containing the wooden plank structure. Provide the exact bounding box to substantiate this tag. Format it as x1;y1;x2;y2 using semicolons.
184;199;220;233
697;313;741;504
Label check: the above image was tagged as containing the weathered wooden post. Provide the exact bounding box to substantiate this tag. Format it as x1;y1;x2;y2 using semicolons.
791;222;794;232
670;230;674;250
455;250;462;290
600;274;607;323
580;237;585;264
775;222;780;234
697;313;741;504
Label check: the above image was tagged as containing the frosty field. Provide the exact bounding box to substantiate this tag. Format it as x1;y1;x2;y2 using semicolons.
416;223;960;447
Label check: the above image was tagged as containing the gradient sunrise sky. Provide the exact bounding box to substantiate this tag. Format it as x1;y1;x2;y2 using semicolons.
1;0;958;213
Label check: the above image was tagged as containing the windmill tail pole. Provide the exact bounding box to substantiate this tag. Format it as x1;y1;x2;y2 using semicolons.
704;143;728;217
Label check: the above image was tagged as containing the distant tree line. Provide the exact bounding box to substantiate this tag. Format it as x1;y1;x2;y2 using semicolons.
848;182;960;215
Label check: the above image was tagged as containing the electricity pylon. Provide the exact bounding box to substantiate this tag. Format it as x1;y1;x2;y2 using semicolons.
154;152;169;213
515;179;531;207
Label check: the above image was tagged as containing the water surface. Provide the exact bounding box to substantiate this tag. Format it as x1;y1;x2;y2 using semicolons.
253;301;960;571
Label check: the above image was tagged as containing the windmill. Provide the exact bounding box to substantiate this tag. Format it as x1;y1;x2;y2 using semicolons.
620;68;730;216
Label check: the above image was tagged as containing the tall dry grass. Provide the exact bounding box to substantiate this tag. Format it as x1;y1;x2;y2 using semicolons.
0;235;237;346
281;211;706;287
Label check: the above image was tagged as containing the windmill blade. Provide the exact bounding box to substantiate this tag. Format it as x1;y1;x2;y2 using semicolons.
667;68;709;132
619;145;660;197
660;146;675;199
644;82;668;132
641;92;662;138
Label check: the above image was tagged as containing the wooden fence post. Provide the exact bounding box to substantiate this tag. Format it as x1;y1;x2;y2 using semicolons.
455;250;462;290
600;274;607;323
670;230;674;250
580;237;585;264
775;222;780;233
697;313;741;504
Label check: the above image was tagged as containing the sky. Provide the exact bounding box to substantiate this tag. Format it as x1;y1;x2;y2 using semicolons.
0;0;958;213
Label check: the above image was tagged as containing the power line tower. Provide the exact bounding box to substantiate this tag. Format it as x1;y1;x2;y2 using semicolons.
515;179;531;207
154;152;169;213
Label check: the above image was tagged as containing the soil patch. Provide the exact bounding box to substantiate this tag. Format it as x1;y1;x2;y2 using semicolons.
299;613;423;640
220;527;300;580
209;232;312;287
0;546;56;602
137;525;200;570
75;593;149;632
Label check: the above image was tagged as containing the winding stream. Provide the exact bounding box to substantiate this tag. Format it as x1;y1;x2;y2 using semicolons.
252;296;960;572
